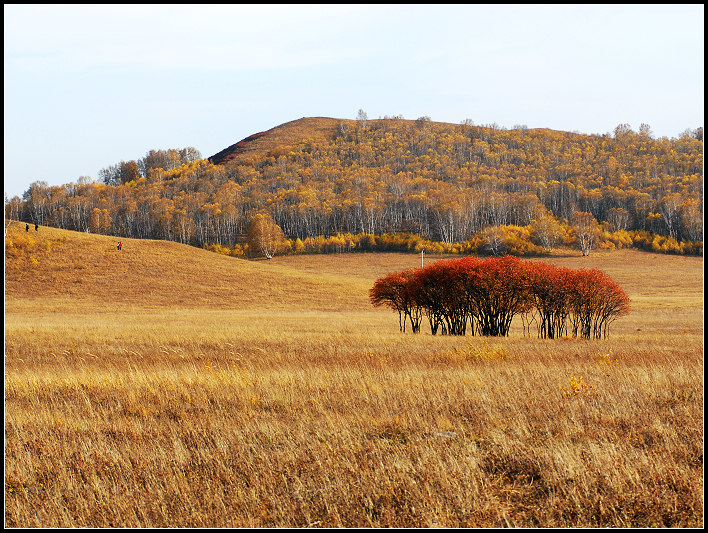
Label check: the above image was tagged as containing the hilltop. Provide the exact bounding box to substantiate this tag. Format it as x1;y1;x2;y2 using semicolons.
207;116;584;167
208;117;358;165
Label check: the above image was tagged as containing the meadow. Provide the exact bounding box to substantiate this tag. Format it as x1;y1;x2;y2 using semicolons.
4;223;703;527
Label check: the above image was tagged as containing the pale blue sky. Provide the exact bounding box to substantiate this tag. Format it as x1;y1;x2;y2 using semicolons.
4;4;704;199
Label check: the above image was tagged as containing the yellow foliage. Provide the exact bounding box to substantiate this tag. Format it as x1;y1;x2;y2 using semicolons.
597;349;619;367
562;374;596;397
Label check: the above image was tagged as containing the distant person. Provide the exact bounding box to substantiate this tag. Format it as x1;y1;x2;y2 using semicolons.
35;223;38;231
117;241;122;250
26;223;29;232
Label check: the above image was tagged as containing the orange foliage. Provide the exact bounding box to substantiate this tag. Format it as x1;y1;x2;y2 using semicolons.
372;256;630;339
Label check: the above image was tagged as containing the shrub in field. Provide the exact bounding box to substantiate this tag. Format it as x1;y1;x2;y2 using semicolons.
528;263;630;340
462;255;535;337
567;268;631;339
528;263;575;339
597;349;619;367
407;259;468;335
371;256;629;339
369;269;422;333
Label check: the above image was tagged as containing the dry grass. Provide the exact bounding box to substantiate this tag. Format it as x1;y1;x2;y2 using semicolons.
4;223;704;527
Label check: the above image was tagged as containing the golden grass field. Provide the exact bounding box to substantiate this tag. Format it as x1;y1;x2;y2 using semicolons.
4;222;703;527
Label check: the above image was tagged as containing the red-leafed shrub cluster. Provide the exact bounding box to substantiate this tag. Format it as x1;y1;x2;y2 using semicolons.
370;256;630;339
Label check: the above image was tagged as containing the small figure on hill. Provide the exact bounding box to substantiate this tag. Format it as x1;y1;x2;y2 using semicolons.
117;241;122;250
35;223;38;231
26;223;29;232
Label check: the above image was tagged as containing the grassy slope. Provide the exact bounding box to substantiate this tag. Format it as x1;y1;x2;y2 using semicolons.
5;222;369;312
4;223;704;527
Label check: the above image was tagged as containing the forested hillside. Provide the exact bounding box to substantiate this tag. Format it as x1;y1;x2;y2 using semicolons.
7;116;703;256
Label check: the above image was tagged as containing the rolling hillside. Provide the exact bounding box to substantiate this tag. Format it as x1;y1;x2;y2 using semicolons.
4;222;373;313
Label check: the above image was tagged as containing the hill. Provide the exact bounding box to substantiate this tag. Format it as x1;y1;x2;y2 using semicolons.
4;222;371;313
10;116;703;255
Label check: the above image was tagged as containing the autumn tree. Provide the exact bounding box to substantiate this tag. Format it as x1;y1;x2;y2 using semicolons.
571;211;601;256
481;225;505;256
680;198;703;242
605;207;630;232
528;263;574;339
99;160;140;185
530;210;565;252
13;120;702;256
356;109;368;129
658;192;682;240
5;193;22;235
410;260;470;335
374;256;534;337
461;255;534;337
407;262;448;335
613;123;634;142
246;213;286;259
88;208;112;234
136;147;202;176
22;181;51;225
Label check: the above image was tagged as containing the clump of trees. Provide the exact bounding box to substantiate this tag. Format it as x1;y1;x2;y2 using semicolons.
370;256;630;339
98;148;202;186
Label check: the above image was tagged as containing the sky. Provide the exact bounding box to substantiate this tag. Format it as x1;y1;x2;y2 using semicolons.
4;4;704;199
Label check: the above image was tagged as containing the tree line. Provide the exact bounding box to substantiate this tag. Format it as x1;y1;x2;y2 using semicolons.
5;117;702;255
370;256;630;339
206;215;701;260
